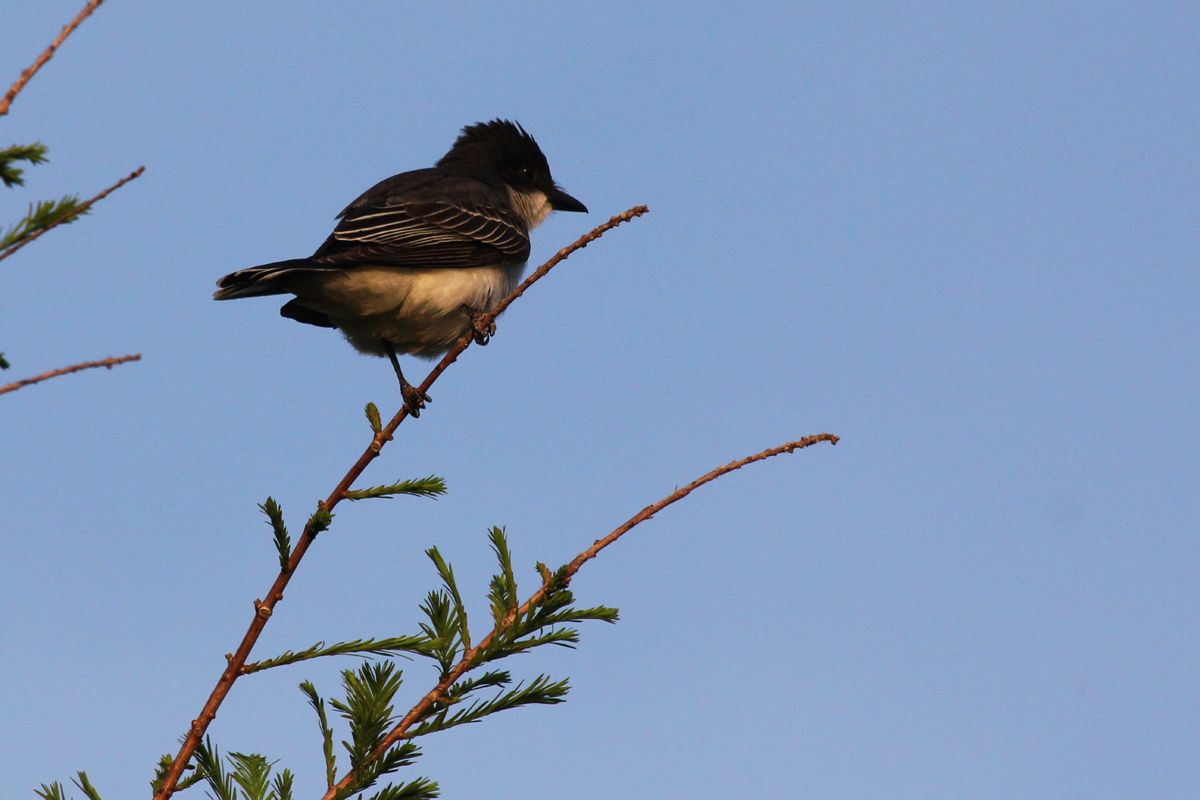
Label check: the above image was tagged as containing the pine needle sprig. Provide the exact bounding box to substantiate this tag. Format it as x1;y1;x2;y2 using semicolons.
258;497;291;571
328;662;405;770
243;636;432;675
408;674;570;738
227;753;274;800
34;773;104;800
500;627;582;655
364;402;383;433
344;476;446;502
486;527;518;628
417;591;462;677
0;142;48;187
193;738;236;800
362;777;439;800
184;740;295;800
305;663;432;798
0;195;87;250
150;749;203;796
340;742;423;800
72;773;103;800
443;669;511;700
515;589;620;637
308;505;334;537
34;783;67;800
271;771;295;800
479;570;617;662
300;682;338;790
425;548;470;650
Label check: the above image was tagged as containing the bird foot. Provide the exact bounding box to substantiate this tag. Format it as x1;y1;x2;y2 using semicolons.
462;305;496;346
400;380;431;418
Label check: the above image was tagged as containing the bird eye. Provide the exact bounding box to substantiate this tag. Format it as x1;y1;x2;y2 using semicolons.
521;166;535;179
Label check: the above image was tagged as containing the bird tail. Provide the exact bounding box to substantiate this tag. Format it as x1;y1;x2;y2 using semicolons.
213;259;321;300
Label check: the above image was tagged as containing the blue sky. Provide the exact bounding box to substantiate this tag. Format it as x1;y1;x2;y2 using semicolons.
3;2;1198;798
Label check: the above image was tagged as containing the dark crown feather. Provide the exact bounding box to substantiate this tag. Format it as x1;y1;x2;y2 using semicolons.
436;119;549;173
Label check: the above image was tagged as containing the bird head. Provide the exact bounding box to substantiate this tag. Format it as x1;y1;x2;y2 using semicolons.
437;119;587;226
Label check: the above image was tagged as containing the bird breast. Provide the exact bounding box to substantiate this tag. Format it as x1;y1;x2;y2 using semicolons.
291;264;526;359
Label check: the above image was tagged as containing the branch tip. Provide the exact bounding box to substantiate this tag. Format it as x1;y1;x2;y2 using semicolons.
0;353;140;396
0;0;108;118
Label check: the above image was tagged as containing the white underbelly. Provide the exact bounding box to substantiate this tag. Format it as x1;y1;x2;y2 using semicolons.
291;264;525;359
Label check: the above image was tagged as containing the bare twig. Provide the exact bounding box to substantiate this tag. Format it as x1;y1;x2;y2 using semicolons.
0;353;140;396
0;166;144;264
152;205;648;800
0;0;108;118
321;433;840;800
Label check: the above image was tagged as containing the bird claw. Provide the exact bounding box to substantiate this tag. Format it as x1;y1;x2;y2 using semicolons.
400;381;431;418
463;305;496;346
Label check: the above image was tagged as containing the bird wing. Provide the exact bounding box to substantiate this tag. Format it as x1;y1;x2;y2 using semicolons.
311;195;531;270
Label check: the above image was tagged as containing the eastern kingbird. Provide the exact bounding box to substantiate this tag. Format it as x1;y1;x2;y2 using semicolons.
214;119;587;416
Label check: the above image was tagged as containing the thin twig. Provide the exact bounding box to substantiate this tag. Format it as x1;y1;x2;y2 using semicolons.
0;166;144;264
320;433;840;800
0;353;140;396
152;205;648;800
0;0;108;118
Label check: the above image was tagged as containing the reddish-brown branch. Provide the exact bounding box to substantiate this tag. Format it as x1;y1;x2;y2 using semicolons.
152;205;648;800
320;432;839;800
0;353;140;396
0;166;145;264
0;0;108;118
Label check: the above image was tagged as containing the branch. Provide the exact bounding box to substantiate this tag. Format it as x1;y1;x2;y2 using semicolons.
321;433;840;800
0;353;140;396
0;166;144;264
0;0;108;118
152;205;648;800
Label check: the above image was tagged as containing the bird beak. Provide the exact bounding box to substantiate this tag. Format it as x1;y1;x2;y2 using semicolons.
548;186;588;213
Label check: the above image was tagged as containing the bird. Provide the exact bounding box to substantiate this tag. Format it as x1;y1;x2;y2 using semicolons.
214;119;587;417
